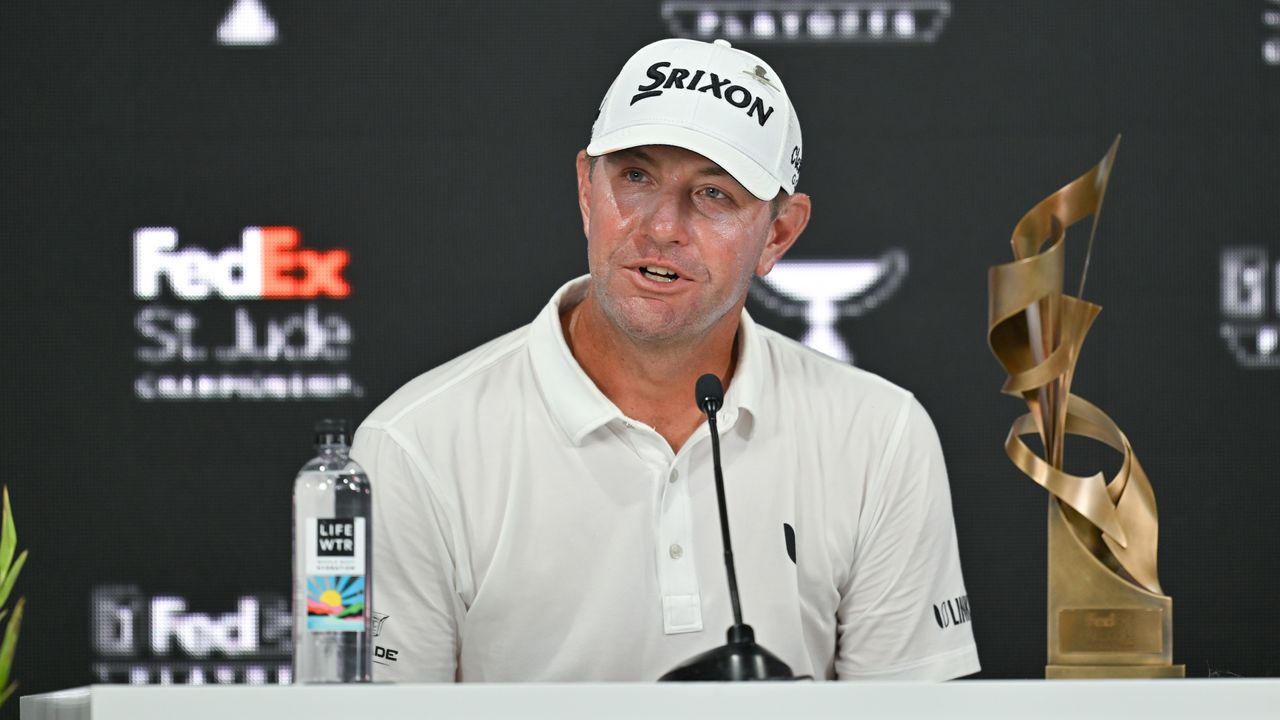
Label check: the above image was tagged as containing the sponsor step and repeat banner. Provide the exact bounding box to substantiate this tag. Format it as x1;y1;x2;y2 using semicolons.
3;0;1280;703
132;226;358;401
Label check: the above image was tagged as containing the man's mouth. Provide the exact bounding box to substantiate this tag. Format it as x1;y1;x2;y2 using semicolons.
639;265;680;283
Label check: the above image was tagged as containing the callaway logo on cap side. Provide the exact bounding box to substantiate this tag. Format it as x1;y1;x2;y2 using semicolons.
630;61;776;127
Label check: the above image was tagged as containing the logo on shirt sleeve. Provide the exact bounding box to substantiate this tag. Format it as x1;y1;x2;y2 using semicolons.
932;594;971;629
371;612;400;664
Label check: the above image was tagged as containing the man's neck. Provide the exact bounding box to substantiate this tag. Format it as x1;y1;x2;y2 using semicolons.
562;292;740;453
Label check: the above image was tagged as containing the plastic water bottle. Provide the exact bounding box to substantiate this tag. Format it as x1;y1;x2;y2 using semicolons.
292;419;372;683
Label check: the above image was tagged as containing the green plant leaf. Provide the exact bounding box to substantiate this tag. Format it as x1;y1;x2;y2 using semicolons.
0;680;16;708
0;596;23;697
0;551;24;610
0;488;14;584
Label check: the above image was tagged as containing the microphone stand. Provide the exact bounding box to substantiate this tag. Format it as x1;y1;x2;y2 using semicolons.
659;374;795;682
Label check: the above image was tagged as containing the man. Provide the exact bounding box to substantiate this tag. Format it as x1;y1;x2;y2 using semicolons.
352;38;979;682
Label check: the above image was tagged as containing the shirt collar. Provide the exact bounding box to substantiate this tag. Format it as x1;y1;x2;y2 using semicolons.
528;275;764;445
723;307;763;438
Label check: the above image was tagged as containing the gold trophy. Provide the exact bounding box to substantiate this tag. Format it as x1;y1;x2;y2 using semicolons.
987;137;1184;679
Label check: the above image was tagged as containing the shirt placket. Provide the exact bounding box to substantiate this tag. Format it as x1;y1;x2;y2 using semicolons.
619;418;703;635
656;448;700;635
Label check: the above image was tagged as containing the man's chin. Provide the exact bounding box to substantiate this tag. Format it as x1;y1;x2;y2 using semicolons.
592;285;721;346
613;317;687;345
604;303;692;344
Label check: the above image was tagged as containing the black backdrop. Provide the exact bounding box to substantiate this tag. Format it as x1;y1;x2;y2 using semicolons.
4;0;1280;708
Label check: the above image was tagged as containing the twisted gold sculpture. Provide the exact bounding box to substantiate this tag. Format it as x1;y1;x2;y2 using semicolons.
987;137;1183;678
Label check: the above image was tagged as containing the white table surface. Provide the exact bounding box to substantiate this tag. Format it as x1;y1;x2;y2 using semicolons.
20;679;1280;720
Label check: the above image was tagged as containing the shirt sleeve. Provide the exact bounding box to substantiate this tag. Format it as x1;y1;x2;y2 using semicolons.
835;396;981;680
352;423;465;682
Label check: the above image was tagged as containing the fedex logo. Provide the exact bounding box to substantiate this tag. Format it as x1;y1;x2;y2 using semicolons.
134;226;350;300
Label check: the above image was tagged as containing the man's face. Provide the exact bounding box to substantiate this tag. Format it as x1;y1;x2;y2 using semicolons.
575;145;806;346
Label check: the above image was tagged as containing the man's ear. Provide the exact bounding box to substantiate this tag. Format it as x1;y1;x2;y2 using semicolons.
575;150;593;238
756;192;812;277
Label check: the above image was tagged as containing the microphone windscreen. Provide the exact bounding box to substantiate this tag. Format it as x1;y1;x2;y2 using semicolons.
695;373;724;413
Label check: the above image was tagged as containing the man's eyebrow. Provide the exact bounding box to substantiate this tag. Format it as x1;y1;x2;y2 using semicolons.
611;148;655;165
609;148;729;178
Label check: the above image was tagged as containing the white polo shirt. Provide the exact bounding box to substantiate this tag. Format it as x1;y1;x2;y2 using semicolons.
352;276;979;682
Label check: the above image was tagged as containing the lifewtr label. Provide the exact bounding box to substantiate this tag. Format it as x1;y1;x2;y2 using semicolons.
305;517;365;575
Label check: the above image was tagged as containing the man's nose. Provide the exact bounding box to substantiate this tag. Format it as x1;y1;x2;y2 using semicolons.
641;190;692;245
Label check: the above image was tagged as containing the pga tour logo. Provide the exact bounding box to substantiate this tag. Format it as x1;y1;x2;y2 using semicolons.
134;226;350;300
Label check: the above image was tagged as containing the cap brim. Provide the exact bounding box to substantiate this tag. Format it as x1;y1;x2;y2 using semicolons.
586;124;781;202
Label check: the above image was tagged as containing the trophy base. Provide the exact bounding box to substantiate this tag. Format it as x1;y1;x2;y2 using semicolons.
1046;664;1185;679
1047;499;1182;679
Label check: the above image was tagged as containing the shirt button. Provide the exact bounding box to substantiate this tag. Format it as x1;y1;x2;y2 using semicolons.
669;543;684;560
669;469;679;484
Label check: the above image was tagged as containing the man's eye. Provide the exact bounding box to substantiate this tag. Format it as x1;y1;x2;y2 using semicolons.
625;170;646;182
703;187;726;200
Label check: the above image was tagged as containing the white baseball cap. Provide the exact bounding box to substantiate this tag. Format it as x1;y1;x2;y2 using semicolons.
586;38;803;202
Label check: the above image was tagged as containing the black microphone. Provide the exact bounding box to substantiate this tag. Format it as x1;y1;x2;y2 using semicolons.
696;373;723;414
694;374;743;628
659;374;795;682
